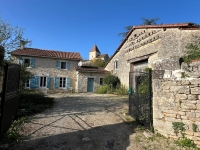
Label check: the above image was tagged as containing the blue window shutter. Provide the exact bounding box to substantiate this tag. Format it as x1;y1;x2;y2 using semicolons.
67;62;70;70
54;77;59;89
47;77;51;88
30;58;35;67
67;77;71;89
19;58;23;65
56;60;60;69
35;76;39;88
30;76;39;88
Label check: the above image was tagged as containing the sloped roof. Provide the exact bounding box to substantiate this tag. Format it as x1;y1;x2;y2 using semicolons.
105;22;200;66
97;54;108;58
90;45;101;53
76;66;108;72
11;48;82;60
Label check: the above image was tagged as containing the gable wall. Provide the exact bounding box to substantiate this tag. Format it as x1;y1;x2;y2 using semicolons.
106;28;200;87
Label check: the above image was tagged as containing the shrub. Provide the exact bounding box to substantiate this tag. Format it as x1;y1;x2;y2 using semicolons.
103;74;120;88
114;85;128;95
95;85;112;94
18;90;54;116
175;138;196;148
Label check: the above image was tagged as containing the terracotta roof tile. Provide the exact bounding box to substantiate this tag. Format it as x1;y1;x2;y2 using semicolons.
76;66;108;72
11;48;82;60
90;45;101;53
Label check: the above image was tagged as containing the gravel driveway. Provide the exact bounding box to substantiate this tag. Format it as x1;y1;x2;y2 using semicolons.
11;93;195;150
14;93;132;150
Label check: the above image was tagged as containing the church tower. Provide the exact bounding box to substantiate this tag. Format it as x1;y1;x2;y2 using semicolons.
89;45;101;60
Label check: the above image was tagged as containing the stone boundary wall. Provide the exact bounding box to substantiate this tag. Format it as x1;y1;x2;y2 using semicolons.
153;78;200;146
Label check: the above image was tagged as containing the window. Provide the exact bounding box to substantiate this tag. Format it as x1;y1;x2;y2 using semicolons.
24;58;30;67
19;58;35;68
114;60;118;70
100;78;103;85
40;76;47;87
24;79;30;88
57;60;70;70
59;77;66;88
61;62;66;69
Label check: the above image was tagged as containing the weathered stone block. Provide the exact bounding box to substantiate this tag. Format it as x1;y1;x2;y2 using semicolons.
181;80;190;85
184;131;194;136
194;132;200;137
191;87;200;94
190;79;200;85
170;86;190;94
175;94;187;100
186;112;196;118
182;104;196;110
188;94;198;100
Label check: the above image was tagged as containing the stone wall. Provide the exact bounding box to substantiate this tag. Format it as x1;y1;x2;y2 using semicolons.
153;78;200;146
76;71;107;93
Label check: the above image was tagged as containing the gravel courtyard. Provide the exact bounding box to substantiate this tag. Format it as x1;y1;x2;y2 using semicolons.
10;93;196;150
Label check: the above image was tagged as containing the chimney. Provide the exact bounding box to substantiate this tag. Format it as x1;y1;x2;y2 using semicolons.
20;40;25;49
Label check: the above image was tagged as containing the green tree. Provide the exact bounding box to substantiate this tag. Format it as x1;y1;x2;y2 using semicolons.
118;18;159;38
140;18;159;25
91;58;107;67
0;17;31;56
20;65;33;90
183;38;200;64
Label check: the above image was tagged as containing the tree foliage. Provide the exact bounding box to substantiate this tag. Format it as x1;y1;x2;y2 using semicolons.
118;18;159;38
0;17;31;56
91;58;107;67
140;18;159;25
183;40;200;64
103;73;120;88
118;26;132;38
20;64;33;90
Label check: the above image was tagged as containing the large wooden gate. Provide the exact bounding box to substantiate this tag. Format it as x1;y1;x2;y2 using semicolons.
129;70;152;127
0;63;20;137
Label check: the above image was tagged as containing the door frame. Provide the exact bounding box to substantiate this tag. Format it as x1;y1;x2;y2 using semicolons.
87;77;95;92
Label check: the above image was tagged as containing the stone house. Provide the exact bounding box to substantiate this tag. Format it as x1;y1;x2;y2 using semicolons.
105;23;200;87
75;45;109;92
11;48;82;93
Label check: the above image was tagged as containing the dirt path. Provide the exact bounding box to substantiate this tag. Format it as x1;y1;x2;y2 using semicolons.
11;93;195;150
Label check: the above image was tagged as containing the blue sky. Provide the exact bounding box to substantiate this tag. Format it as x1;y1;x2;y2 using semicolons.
1;0;200;60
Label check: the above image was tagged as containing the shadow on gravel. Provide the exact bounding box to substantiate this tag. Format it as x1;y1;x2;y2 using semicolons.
14;122;134;150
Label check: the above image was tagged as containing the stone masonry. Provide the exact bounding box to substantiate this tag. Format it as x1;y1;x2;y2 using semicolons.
153;78;200;146
11;55;79;93
105;25;200;88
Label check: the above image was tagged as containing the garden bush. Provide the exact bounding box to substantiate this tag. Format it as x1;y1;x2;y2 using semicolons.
103;74;120;88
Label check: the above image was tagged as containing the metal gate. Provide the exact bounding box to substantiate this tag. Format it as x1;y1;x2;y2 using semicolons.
0;63;20;137
129;70;152;127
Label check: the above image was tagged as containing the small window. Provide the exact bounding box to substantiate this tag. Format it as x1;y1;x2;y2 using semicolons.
61;62;66;69
24;59;30;67
114;60;118;70
59;77;66;88
40;76;47;87
100;78;103;85
24;79;30;88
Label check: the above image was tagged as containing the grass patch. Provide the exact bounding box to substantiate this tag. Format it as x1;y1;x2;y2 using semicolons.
135;135;142;142
1;90;55;145
175;137;198;149
4;117;26;143
18;90;55;117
